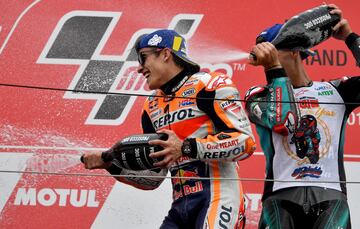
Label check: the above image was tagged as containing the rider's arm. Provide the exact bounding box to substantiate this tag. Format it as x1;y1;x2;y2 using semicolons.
345;32;360;66
183;72;256;162
245;68;299;135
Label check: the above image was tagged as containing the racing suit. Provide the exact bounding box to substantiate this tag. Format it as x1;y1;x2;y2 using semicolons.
245;45;360;228
128;69;255;228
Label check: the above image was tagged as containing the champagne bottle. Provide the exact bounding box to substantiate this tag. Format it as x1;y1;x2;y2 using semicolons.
272;5;340;51
81;133;168;170
251;5;340;60
102;133;168;170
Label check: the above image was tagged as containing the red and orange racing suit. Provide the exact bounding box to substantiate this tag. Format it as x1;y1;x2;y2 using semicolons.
138;70;254;228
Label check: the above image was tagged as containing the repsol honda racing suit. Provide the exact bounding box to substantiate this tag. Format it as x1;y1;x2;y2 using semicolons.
245;63;360;228
111;69;256;229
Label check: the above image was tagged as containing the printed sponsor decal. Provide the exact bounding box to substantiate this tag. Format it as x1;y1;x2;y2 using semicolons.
298;97;319;109
149;98;159;111
219;205;233;229
184;79;199;86
172;169;203;200
206;75;231;90
182;88;196;97
275;87;282;122
178;99;195;107
314;107;335;118
314;85;332;91
173;181;203;200
176;156;191;164
294;89;310;97
317;90;333;96
121;135;150;142
230;105;242;116
303;13;332;30
291;166;323;179
282;116;331;167
150;109;162;118
147;34;162;46
153;108;196;129
220;100;236;110
14;188;99;207
203;145;245;159
206;139;239;150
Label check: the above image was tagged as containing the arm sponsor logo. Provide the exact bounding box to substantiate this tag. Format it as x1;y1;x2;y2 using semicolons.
206;139;239;150
203;145;245;159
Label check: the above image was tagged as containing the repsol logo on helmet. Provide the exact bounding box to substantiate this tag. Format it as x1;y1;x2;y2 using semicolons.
153;108;195;129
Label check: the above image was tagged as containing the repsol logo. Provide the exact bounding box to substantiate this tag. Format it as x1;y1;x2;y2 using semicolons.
304;49;348;66
204;146;245;159
153;108;195;129
14;188;99;207
219;205;233;229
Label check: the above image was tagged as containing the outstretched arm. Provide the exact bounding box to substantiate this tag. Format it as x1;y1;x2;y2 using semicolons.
82;150;167;190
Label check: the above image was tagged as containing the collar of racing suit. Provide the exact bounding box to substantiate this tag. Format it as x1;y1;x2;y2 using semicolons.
160;69;190;95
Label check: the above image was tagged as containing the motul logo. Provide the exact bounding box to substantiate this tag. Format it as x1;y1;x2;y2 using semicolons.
14;188;99;207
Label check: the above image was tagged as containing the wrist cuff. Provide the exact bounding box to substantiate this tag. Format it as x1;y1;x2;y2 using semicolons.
345;32;360;48
266;68;287;83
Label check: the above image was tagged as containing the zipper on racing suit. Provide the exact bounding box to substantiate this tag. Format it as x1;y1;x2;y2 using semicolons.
303;187;310;214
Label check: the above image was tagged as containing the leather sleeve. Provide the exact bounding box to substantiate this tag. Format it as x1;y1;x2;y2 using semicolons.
245;68;300;136
345;32;360;66
189;73;256;161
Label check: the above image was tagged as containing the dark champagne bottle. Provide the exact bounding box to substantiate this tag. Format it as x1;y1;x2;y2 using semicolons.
101;133;168;170
80;133;168;170
272;5;340;51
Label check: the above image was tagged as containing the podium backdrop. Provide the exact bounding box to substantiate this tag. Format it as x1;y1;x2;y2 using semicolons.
0;0;359;228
